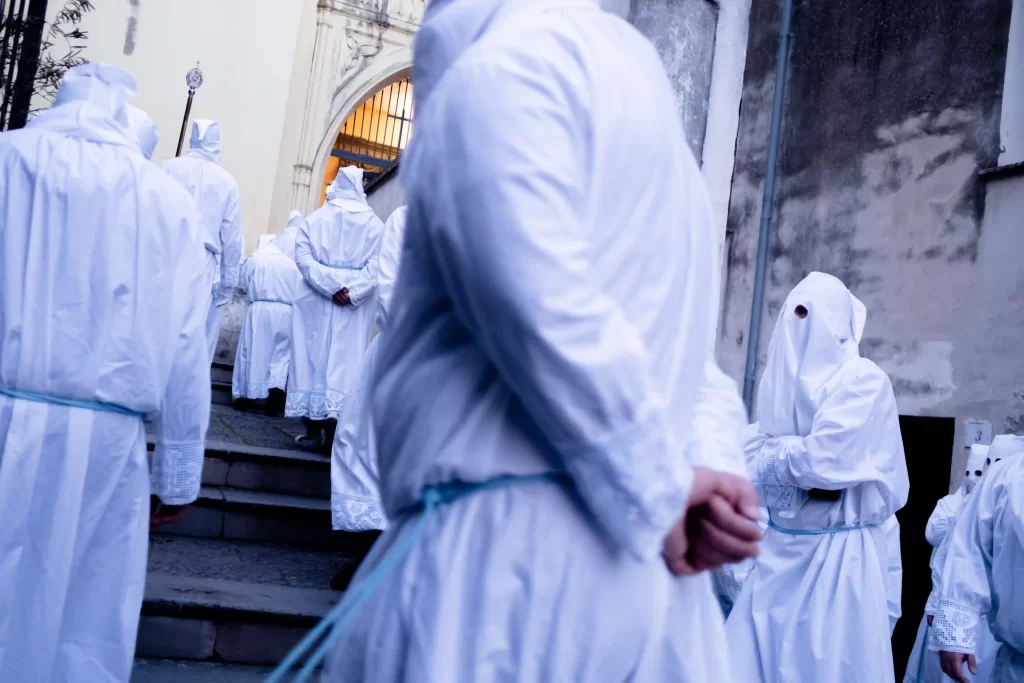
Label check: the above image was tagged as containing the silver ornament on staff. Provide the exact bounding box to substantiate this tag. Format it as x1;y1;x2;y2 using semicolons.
175;63;204;157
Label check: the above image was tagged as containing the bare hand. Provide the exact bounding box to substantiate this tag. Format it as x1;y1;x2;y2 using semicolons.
150;494;188;527
332;288;351;306
662;468;761;576
927;615;934;626
939;651;977;683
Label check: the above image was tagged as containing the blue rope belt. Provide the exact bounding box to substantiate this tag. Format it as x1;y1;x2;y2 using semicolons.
252;298;292;306
0;387;144;418
762;484;879;535
266;471;569;682
767;518;880;535
319;259;370;272
914;623;931;678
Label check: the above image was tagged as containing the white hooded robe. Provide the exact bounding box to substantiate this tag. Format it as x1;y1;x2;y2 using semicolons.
161;119;244;364
904;444;999;683
323;1;733;680
330;206;407;531
233;213;304;400
727;272;910;683
0;63;211;682
120;103;159;159
931;435;1024;683
287;168;383;420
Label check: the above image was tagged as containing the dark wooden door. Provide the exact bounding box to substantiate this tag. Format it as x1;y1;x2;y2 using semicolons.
892;415;955;679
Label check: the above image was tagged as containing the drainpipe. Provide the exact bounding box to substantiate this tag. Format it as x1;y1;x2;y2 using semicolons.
742;0;795;415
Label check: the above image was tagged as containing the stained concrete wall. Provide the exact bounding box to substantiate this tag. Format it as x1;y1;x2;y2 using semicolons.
718;0;1017;485
628;0;719;160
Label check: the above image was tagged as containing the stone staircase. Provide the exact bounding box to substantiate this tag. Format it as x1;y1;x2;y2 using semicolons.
133;364;374;681
210;361;234;406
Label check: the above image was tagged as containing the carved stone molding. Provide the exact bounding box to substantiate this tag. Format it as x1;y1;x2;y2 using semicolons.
290;0;423;212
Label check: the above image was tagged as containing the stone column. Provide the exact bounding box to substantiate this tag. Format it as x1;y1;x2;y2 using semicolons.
290;1;337;210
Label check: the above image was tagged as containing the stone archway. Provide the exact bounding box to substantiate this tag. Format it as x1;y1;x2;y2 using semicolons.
289;1;424;215
311;65;413;208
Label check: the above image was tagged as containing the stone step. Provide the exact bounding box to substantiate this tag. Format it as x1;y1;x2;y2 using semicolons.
158;485;376;552
132;659;273;682
148;439;330;499
211;380;233;406
210;361;234;386
138;535;352;666
138;535;349;665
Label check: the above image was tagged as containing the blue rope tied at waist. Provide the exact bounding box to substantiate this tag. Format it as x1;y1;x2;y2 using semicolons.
0;387;144;418
265;471;569;682
252;298;292;306
318;258;370;272
767;518;881;535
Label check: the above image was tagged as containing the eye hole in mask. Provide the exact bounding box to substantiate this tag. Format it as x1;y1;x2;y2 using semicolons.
794;305;808;319
974;470;983;476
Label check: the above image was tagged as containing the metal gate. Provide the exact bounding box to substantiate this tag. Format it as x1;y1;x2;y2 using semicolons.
325;77;414;192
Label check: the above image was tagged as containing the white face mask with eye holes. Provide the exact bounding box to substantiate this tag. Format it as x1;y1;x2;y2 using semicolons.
963;444;989;494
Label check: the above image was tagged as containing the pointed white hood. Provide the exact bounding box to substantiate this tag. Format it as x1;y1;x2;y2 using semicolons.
28;63;137;148
120;103;160;159
326;166;371;213
187;119;223;164
964;444;990;494
987;435;1024;465
756;272;868;437
412;0;597;110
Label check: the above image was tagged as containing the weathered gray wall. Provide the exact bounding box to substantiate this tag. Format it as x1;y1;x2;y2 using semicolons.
628;0;719;159
600;0;631;18
214;292;249;366
719;0;1016;483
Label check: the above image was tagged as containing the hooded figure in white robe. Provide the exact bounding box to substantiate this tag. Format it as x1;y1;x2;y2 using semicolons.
120;103;159;159
0;63;210;682
904;444;999;683
330;206;407;532
728;272;910;683
233;212;304;402
885;514;904;635
323;1;742;680
689;366;763;617
161;119;244;363
287;167;383;423
932;435;1024;683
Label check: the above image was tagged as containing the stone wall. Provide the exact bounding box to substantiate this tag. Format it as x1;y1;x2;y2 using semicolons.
718;0;1016;482
628;0;719;160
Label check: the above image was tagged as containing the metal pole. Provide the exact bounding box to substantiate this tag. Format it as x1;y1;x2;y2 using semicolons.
175;88;194;157
742;0;794;415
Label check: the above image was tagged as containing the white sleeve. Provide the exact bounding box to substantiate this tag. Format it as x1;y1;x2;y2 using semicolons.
925;492;961;547
376;212;405;325
750;369;904;492
884;515;903;635
239;257;255;298
421;58;694;559
218;187;243;297
930;471;998;654
343;249;380;308
150;211;212;505
686;361;747;477
294;219;347;298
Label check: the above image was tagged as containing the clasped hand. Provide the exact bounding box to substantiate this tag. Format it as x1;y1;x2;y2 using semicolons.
662;467;762;576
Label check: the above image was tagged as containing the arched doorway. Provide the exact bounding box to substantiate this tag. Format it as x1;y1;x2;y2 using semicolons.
320;78;414;204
